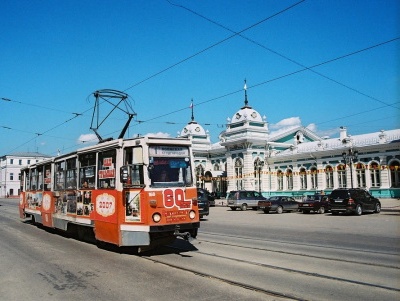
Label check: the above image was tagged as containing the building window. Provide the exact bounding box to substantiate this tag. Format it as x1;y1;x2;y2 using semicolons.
337;164;347;188
195;164;204;188
10;159;13;164
19;160;22;165
325;166;334;189
299;168;307;190
390;161;400;188
369;162;381;187
28;160;31;164
310;167;317;190
235;158;243;190
356;163;366;188
10;173;14;181
286;169;293;190
277;170;283;190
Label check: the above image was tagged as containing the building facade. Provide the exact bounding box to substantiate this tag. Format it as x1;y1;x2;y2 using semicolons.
0;152;51;197
179;90;400;199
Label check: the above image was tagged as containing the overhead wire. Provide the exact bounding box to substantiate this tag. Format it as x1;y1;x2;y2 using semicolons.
1;1;398;155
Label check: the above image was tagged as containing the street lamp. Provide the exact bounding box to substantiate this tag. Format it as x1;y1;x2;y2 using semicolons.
254;160;264;193
342;148;358;188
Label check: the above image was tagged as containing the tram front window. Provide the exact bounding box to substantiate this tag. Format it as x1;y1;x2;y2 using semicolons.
149;157;192;187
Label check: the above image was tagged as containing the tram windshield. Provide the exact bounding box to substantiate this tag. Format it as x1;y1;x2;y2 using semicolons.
148;146;193;187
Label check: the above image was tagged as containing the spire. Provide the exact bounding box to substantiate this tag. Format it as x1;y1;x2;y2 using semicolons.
244;79;248;107
190;98;194;122
241;79;251;109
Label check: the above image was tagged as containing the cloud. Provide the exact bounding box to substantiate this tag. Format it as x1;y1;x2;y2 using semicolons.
270;117;301;130
77;133;99;144
144;132;171;138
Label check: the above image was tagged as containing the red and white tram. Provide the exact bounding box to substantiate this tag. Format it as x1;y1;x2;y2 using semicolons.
19;136;200;249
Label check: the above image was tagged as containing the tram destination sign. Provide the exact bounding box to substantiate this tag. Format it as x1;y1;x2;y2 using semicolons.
149;146;189;157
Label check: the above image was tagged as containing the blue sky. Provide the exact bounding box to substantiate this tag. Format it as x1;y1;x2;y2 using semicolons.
1;0;399;157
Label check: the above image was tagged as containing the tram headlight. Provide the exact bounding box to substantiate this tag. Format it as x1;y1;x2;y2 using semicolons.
152;213;162;223
189;210;196;220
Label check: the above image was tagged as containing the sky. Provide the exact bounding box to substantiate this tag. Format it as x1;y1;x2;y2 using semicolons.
1;0;399;157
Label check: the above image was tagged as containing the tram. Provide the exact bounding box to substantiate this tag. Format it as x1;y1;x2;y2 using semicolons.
19;136;200;249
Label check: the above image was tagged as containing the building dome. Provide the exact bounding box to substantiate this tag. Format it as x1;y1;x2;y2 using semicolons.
180;121;206;136
230;105;263;123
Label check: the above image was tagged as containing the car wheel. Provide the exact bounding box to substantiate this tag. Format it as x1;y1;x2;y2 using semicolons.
318;207;325;214
374;203;381;213
263;209;270;214
276;206;283;214
355;204;362;216
241;204;248;211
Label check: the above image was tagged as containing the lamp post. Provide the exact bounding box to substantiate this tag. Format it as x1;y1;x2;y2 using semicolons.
254;160;264;193
342;148;358;188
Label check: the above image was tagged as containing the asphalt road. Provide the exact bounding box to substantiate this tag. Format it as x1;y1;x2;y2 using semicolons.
1;198;399;301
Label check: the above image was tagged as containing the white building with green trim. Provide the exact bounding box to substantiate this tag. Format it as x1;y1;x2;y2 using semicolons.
179;90;400;199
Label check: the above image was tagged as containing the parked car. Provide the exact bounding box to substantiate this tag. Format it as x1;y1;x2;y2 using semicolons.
227;190;266;211
197;188;215;207
259;196;299;214
328;188;381;215
299;194;330;214
197;188;210;218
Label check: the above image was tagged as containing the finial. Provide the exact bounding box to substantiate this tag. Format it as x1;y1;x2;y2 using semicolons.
190;98;194;122
244;79;248;107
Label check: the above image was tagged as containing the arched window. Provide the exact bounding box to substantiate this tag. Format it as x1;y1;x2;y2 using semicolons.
310;167;317;190
234;158;243;190
253;158;263;193
277;169;283;190
356;163;366;188
213;163;220;171
390;160;400;188
369;162;381;187
299;167;307;190
337;164;347;188
286;169;293;190
325;165;334;189
195;164;204;188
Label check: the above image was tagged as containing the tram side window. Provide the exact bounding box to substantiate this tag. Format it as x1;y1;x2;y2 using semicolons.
37;166;44;190
30;168;38;190
66;158;77;189
55;161;66;190
44;164;51;191
79;153;96;189
98;150;116;189
24;170;30;191
122;147;144;187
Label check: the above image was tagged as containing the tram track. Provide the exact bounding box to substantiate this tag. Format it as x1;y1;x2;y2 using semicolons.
199;232;400;270
159;238;400;294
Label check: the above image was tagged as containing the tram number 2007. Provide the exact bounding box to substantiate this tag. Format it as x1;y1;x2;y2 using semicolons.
99;201;113;209
163;189;191;208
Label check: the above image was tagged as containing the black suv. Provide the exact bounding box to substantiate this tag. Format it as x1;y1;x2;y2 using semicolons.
197;188;210;218
328;188;381;216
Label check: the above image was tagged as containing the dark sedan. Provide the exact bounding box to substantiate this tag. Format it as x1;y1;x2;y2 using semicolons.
299;194;330;214
258;196;299;214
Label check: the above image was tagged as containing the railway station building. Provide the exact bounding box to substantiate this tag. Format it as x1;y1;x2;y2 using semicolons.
179;90;400;199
